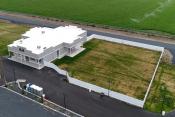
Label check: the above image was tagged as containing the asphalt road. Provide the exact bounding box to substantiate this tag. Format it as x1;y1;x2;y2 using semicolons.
0;87;65;117
0;12;175;64
2;58;160;117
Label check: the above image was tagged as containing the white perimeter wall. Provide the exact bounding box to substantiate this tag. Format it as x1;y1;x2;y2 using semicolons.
46;34;164;108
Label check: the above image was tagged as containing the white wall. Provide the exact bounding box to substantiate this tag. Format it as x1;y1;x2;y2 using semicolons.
68;76;144;107
44;61;67;75
87;34;164;52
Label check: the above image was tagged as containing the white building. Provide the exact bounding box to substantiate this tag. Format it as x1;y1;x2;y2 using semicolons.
8;25;87;69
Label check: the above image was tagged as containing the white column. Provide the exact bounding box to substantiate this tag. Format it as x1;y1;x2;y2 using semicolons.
21;54;22;63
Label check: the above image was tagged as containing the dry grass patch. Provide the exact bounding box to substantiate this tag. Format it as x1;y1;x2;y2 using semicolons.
55;39;161;99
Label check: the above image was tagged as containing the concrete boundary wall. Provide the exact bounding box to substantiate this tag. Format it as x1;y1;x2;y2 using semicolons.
67;76;144;107
44;61;67;75
143;50;164;103
87;34;164;52
47;34;164;108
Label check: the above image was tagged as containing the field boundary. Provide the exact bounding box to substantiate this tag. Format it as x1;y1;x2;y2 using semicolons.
48;34;164;108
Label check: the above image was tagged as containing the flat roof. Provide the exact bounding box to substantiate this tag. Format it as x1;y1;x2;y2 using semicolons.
8;25;86;54
0;87;65;117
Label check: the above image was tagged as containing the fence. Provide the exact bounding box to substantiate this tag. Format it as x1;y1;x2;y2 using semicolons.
68;76;144;107
87;34;164;52
4;82;83;117
44;61;67;75
47;34;164;108
43;98;84;117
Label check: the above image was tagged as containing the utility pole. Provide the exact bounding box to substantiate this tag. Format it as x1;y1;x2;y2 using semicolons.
160;85;166;116
0;57;7;86
108;77;112;97
63;93;66;109
13;67;16;81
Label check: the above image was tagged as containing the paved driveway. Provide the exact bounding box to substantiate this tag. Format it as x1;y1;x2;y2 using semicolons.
2;58;160;117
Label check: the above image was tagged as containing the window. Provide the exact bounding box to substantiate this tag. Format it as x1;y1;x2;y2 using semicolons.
19;48;25;52
25;56;29;61
30;58;35;61
39;59;43;64
9;52;14;57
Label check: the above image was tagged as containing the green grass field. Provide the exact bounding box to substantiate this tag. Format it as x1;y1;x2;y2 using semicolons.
0;0;175;35
55;39;161;99
0;20;29;55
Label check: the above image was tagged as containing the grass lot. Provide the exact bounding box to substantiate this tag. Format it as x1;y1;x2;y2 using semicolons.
55;39;161;99
0;0;175;35
145;63;175;112
0;21;29;55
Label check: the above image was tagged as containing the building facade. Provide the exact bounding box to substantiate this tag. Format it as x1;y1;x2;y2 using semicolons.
8;25;87;69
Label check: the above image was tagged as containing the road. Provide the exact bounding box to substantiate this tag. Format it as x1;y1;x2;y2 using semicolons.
0;87;65;117
0;12;175;63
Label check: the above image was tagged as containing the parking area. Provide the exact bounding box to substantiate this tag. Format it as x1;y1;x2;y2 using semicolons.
2;58;160;117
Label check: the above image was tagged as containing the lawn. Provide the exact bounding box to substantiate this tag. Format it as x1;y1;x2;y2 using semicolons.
0;0;175;35
0;20;29;55
55;39;161;99
145;63;175;112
